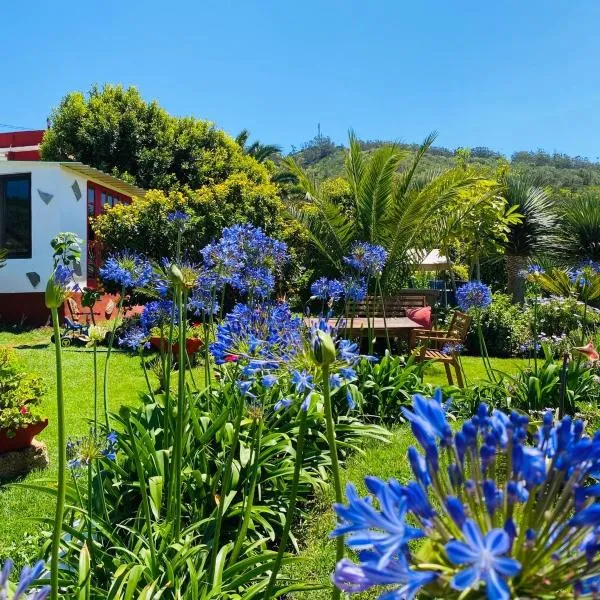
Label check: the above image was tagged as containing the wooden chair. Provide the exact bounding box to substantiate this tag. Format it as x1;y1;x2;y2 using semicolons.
409;310;472;387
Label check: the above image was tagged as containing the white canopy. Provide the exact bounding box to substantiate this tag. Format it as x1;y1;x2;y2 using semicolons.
415;249;450;271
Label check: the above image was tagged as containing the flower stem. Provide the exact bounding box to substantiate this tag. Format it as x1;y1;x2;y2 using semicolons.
321;364;344;600
102;287;125;429
264;409;308;599
50;307;67;600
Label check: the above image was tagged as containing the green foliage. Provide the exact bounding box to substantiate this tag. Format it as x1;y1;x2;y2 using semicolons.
553;189;600;263
42;84;268;191
0;248;6;270
50;232;82;268
0;348;46;436
537;296;600;338
284;131;478;289
356;353;433;423
464;292;530;357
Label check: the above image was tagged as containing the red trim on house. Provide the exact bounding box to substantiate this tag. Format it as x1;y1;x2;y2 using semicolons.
0;130;44;161
86;181;132;287
0;293;53;327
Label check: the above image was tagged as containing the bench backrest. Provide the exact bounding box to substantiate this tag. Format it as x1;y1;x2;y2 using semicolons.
352;295;427;318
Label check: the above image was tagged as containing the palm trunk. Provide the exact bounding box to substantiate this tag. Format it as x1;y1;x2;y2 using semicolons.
506;254;527;304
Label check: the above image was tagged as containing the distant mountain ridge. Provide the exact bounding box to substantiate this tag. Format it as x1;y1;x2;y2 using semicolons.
288;134;600;190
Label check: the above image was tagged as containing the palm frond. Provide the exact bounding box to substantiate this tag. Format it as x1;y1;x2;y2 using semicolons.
554;191;600;263
247;142;281;163
394;131;438;200
355;145;407;243
235;129;250;148
0;248;6;270
344;129;366;201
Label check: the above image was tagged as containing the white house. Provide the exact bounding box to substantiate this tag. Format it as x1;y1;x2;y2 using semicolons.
0;158;145;325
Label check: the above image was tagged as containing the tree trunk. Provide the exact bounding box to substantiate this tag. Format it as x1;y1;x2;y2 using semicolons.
506;254;527;303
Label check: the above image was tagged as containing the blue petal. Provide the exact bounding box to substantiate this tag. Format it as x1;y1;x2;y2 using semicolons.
492;556;521;577
485;529;510;554
485;568;511;600
463;519;485;550
451;566;481;590
446;540;478;565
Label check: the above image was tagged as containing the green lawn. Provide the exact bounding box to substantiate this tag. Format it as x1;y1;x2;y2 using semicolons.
0;328;206;564
0;327;528;572
289;355;528;599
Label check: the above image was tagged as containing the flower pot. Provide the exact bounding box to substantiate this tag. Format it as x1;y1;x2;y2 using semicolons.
149;336;204;355
0;419;49;454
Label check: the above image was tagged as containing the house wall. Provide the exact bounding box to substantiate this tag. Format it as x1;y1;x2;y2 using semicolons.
0;163;87;324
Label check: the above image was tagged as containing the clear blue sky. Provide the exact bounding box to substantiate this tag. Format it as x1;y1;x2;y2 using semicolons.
3;0;600;158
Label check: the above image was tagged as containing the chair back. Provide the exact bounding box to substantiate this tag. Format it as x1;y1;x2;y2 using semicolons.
446;310;472;342
353;295;427;318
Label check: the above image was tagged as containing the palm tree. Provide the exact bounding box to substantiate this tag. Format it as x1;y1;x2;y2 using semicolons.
501;173;555;302
0;248;6;269
554;191;600;264
282;131;478;289
235;129;281;163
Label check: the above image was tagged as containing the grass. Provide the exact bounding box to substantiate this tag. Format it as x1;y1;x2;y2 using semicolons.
288;355;527;599
0;327;206;563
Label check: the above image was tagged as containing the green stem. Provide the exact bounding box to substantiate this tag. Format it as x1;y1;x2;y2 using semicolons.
102;287;125;429
50;307;67;600
264;410;308;599
86;460;94;569
532;295;539;372
376;277;390;352
93;344;98;435
209;391;245;579
230;419;264;563
172;287;187;540
125;417;158;574
321;364;344;600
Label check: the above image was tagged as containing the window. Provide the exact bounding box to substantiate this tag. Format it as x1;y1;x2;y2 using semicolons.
0;173;31;258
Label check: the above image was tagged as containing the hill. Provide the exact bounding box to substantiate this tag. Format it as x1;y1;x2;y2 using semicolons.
288;134;600;190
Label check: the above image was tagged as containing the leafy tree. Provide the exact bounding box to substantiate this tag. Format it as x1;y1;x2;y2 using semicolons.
501;173;555;302
41;84;266;191
554;190;600;263
235;129;281;163
282;131;478;289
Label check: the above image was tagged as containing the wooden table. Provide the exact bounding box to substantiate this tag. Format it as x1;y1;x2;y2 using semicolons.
327;317;423;338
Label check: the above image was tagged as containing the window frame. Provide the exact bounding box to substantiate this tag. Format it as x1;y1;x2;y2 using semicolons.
0;172;32;259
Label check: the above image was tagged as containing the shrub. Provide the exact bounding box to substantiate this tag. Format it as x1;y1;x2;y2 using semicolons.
464;292;529;357
536;295;600;337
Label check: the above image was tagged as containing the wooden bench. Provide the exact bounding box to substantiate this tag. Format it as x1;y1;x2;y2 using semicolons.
352;294;427;318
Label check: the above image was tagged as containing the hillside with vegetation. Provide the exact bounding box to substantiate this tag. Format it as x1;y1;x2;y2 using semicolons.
289;132;600;190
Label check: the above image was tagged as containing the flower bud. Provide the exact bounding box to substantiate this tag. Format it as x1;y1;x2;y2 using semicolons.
169;263;185;287
311;330;336;366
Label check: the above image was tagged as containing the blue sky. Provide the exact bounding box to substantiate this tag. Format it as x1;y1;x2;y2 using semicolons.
3;0;600;158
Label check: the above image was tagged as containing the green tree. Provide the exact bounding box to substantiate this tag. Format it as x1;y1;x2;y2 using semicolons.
501;173;555;302
282;131;478;289
41;84;266;191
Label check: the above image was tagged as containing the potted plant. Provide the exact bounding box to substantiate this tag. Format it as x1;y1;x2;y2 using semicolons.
149;323;205;355
0;349;48;453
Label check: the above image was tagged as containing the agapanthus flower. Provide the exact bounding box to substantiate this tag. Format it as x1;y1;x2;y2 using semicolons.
343;242;388;276
45;265;79;309
456;281;492;311
188;280;220;318
166;210;190;230
140;300;177;330
341;276;367;302
310;277;344;301
118;326;150;353
99;251;153;289
0;559;50;599
67;432;118;470
331;392;600;599
441;342;464;355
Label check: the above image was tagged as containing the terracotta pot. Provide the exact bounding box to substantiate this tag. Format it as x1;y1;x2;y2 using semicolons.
0;419;49;453
149;337;204;355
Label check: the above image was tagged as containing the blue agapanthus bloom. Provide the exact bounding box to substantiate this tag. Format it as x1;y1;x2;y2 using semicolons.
0;559;50;599
310;277;344;301
331;390;600;599
341;276;367;302
99;251;153;289
140;300;177;330
456;281;492;311
343;242;388;276
210;302;302;366
118;326;150;353
166;210;189;228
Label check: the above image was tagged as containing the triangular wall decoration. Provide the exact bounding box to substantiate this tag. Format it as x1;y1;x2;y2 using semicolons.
38;189;53;205
71;180;82;201
26;272;41;288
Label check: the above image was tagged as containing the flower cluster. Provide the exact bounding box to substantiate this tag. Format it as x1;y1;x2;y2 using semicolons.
456;281;492;311
310;277;344;301
0;559;50;599
45;265;79;309
342;276;367;302
343;242;388;276
201;224;288;298
99;251;153;290
210;302;303;367
331;389;600;599
67;431;118;470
